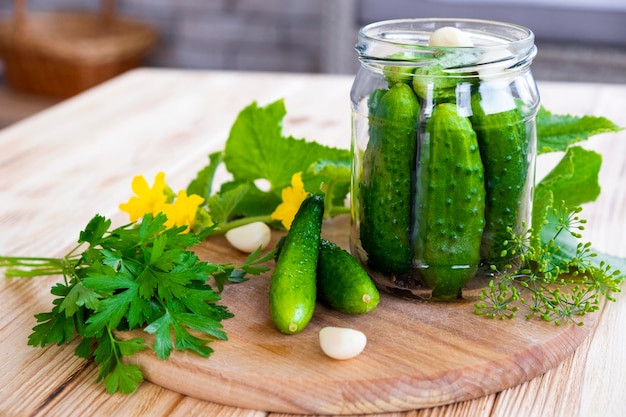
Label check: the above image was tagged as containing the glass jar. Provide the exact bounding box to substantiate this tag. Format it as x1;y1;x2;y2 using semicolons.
350;18;540;301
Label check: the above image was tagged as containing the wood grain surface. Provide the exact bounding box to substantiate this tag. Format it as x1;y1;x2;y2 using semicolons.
0;69;625;417
121;215;594;414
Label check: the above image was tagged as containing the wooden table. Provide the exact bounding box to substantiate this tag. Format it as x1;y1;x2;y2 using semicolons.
1;69;625;416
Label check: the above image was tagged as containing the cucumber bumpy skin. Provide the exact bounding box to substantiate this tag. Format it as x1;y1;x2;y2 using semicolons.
470;91;529;265
360;83;420;275
414;102;486;300
274;237;380;315
317;239;380;315
269;195;324;334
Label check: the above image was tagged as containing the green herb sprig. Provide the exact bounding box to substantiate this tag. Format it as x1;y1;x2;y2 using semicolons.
0;213;271;394
475;202;623;325
474;107;624;325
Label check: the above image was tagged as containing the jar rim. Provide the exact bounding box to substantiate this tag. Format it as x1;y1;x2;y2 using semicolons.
356;18;536;72
359;18;534;47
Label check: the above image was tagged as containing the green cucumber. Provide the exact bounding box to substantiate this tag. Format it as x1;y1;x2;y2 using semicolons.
269;195;324;334
360;83;420;275
383;52;416;85
414;102;486;300
317;239;380;314
274;237;380;315
412;64;456;102
470;90;529;265
367;88;387;112
412;64;474;103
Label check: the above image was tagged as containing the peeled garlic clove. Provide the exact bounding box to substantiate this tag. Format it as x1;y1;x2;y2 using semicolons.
428;26;474;47
319;326;367;360
225;221;271;253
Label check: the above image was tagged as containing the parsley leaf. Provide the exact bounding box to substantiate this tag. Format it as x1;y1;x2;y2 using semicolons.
59;282;101;317
78;215;111;245
11;212;268;394
105;362;144;395
28;307;76;347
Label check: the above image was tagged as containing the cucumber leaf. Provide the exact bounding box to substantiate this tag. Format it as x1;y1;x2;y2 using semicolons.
531;188;553;240
223;99;351;192
305;159;351;208
533;146;616;276
535;146;602;209
187;151;224;201
536;106;622;154
214;180;281;219
533;145;601;254
207;182;250;225
540;208;625;280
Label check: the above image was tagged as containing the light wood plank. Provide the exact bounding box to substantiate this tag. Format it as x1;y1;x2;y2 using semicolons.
1;70;625;416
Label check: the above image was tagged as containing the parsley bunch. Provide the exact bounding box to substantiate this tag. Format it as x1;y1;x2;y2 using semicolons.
1;213;270;394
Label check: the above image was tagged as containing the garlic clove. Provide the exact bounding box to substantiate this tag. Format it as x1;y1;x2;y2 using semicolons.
428;26;474;47
319;326;367;360
225;221;271;253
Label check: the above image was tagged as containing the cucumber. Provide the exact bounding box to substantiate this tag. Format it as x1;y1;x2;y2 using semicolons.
414;102;486;300
412;64;457;102
317;239;380;314
412;64;474;103
359;83;420;275
367;88;387;112
383;52;416;85
470;90;529;265
269;195;324;334
274;237;380;315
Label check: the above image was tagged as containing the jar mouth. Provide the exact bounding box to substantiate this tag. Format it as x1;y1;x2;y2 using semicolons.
356;18;536;72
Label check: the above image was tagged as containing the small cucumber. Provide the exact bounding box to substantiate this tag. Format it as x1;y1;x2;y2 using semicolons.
470;90;530;265
360;83;420;275
414;102;486;300
274;237;380;315
317;239;380;314
412;64;475;103
383;52;416;85
269;195;324;334
367;88;387;112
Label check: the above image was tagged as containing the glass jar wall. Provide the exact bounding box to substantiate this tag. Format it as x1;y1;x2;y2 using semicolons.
350;18;540;301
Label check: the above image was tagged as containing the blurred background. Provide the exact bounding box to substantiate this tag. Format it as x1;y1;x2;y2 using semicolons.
1;0;625;127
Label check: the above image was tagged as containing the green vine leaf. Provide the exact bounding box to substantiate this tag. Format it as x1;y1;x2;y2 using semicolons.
536;106;622;154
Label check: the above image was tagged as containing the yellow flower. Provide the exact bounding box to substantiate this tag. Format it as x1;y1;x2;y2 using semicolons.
161;190;205;233
271;172;308;230
119;172;168;222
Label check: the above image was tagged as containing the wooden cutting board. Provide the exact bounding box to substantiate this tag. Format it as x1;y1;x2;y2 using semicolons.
124;215;594;415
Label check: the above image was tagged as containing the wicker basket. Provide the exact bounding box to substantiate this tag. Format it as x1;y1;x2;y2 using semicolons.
0;0;157;98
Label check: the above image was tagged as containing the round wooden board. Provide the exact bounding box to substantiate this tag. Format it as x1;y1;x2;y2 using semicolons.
124;215;595;415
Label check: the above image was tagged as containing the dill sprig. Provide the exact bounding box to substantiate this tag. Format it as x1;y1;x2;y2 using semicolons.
475;202;623;325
